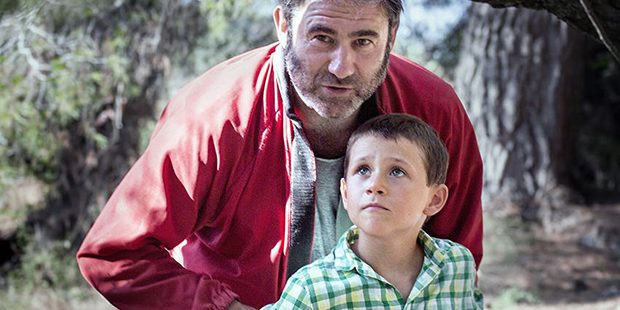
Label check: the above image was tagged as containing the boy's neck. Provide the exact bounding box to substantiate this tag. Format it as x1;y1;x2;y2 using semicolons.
352;231;425;301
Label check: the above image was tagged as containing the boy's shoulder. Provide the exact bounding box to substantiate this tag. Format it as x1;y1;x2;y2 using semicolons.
287;230;361;286
420;230;476;267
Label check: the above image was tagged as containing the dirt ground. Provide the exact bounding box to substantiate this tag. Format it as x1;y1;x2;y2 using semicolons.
58;204;620;310
479;203;620;309
4;199;620;309
74;203;620;309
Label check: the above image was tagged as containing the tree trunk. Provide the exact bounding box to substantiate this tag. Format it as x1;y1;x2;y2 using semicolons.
470;0;620;60
454;3;587;227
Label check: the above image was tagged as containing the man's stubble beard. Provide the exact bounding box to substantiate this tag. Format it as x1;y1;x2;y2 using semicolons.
283;30;390;120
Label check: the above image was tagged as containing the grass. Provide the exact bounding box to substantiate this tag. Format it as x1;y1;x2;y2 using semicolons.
488;288;539;309
479;209;540;309
0;229;114;310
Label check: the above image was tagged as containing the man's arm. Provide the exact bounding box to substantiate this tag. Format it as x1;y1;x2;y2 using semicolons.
76;107;239;309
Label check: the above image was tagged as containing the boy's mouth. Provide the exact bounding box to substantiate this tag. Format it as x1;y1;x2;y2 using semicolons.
362;203;389;211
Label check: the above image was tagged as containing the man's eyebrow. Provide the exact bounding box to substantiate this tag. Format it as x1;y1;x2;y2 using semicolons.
307;24;336;35
350;29;380;38
306;25;380;39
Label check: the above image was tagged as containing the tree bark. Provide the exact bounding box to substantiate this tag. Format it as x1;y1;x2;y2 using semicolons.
470;0;620;61
454;3;587;225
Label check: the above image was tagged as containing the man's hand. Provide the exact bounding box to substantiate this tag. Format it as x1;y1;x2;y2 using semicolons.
227;300;257;310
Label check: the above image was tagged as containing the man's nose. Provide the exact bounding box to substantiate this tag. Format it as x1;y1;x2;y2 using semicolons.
328;46;355;80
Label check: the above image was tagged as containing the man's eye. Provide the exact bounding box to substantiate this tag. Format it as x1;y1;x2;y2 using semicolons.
314;35;332;43
390;168;405;177
356;38;372;47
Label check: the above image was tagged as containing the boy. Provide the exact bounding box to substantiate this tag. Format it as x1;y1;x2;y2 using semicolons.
265;114;483;309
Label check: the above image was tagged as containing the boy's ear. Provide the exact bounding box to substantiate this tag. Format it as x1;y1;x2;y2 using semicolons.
340;178;349;210
273;6;289;47
423;184;448;216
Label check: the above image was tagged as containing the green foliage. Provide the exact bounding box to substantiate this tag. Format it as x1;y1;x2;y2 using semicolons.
195;1;276;68
482;214;522;265
0;0;274;196
0;0;38;18
0;227;96;309
488;288;538;309
8;228;81;291
0;1;276;305
568;48;620;202
0;2;137;186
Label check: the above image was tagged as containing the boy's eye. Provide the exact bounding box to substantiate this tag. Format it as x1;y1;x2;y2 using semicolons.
390;168;406;177
356;166;370;176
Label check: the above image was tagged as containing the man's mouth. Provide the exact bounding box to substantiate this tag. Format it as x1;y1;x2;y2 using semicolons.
323;84;353;90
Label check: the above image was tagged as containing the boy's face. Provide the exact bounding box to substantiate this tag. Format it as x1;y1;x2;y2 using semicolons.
341;134;447;239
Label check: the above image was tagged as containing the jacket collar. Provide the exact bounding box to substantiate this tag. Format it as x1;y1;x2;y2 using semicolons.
272;45;301;126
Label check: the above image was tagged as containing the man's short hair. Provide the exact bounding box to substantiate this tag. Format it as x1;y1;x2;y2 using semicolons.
344;113;449;186
278;0;403;29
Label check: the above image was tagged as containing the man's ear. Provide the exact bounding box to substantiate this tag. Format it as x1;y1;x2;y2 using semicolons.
387;23;399;52
340;178;349;210
423;184;448;216
273;6;289;47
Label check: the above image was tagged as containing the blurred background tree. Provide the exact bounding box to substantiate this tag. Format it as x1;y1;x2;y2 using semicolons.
1;0;619;308
452;2;619;224
0;0;273;307
446;1;620;304
401;0;619;226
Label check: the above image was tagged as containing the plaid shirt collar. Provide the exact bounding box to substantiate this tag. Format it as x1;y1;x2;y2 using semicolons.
332;226;448;300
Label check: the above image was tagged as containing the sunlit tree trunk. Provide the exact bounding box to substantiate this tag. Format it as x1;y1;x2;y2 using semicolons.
471;0;620;59
454;3;587;226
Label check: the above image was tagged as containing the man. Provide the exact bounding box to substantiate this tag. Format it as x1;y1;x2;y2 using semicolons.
77;1;483;309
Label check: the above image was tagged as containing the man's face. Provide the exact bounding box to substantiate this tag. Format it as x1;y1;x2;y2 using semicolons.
283;0;394;120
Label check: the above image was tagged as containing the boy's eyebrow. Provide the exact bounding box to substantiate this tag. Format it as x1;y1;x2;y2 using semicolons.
348;156;366;164
349;156;412;165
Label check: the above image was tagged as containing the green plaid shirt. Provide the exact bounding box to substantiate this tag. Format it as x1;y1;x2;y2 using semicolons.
264;226;483;309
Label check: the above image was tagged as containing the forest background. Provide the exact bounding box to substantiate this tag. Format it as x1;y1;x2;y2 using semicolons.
0;0;619;309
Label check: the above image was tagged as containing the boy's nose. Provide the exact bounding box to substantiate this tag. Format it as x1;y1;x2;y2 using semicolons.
365;176;386;195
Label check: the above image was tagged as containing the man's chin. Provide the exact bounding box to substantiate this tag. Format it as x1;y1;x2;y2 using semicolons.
298;94;363;119
316;107;359;120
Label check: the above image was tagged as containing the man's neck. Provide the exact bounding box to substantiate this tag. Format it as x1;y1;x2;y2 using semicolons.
294;102;360;159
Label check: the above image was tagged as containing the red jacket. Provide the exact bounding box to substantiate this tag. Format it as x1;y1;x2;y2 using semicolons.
77;43;483;309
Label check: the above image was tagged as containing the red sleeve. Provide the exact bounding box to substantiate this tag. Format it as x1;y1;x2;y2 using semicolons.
426;87;484;269
77;45;278;309
76;96;240;309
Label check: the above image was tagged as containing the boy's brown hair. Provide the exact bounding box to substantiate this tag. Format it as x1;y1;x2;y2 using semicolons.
344;113;449;185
